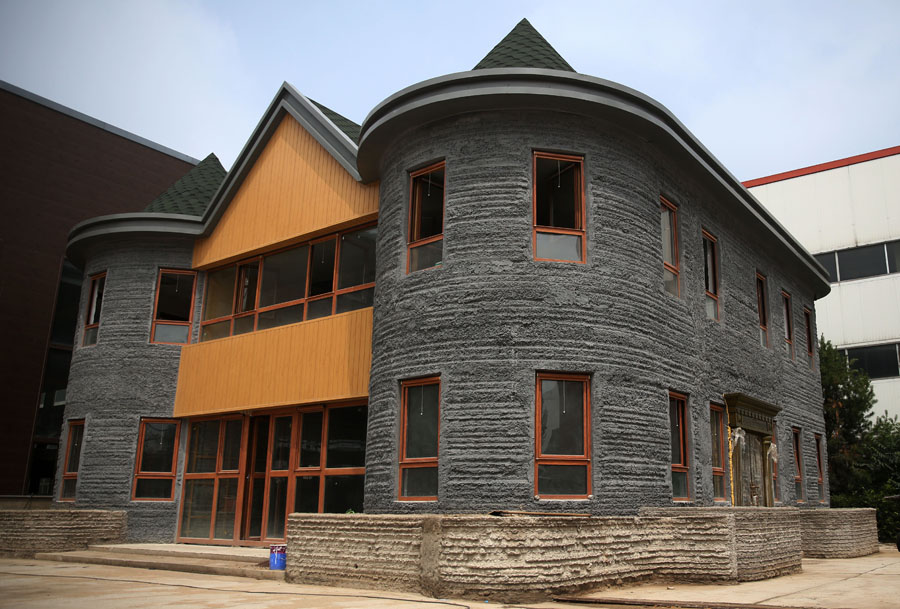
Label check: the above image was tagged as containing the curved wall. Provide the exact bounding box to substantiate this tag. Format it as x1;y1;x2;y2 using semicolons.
365;108;828;514
56;235;200;541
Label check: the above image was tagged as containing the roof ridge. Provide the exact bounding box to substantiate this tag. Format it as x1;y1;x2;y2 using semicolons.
143;153;226;216
474;18;574;72
309;98;361;143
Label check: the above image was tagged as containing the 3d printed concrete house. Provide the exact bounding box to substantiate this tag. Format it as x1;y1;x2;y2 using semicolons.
57;20;832;545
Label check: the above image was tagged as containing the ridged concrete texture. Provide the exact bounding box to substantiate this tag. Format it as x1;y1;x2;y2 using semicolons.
365;108;829;515
0;509;125;555
57;235;200;542
800;508;879;558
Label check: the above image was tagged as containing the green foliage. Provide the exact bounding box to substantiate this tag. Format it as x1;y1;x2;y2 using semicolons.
820;336;900;542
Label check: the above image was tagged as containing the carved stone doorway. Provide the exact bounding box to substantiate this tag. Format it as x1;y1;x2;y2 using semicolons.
724;393;780;508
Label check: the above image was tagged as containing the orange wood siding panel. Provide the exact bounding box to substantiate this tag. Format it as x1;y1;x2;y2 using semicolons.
192;115;379;269
173;308;372;417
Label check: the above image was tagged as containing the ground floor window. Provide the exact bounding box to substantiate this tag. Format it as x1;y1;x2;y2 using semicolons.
669;392;690;500
815;433;824;502
60;419;84;501
709;404;726;500
792;427;804;502
535;373;591;499
133;419;180;500
399;377;440;501
178;404;367;543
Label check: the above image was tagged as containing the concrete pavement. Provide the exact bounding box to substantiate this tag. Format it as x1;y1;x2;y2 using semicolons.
0;543;897;609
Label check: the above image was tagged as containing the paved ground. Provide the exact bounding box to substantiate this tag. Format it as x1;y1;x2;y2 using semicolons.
0;544;897;609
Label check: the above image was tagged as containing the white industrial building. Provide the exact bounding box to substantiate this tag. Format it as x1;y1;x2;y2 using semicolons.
746;146;900;420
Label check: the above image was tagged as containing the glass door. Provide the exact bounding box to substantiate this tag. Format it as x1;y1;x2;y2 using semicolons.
242;413;293;541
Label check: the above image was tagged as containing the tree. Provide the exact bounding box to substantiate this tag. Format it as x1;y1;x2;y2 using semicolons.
820;336;900;543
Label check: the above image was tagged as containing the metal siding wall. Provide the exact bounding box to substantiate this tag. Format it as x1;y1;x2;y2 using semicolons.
815;277;900;346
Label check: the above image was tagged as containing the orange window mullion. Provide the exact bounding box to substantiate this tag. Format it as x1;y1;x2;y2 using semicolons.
318;408;329;513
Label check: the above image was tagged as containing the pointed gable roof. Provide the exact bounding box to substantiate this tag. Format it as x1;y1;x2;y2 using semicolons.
144;153;226;216
474;18;574;72
310;99;361;143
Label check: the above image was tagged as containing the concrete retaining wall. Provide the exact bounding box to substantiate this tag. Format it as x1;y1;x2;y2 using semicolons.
0;509;126;556
286;513;739;601
800;508;878;558
642;507;802;581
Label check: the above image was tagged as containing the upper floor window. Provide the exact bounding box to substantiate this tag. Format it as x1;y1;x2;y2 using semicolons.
536;373;591;499
60;419;84;501
781;291;793;358
399;377;440;501
844;343;900;379
133;419;180;500
756;272;768;348
660;197;679;296
533;152;585;263
709;403;726;501
792;427;804;502
815;239;900;283
669;392;690;500
804;307;814;366
408;162;445;273
83;273;106;346
702;230;719;320
200;224;376;341
152;270;196;344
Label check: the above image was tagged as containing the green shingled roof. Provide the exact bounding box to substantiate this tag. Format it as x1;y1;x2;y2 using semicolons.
474;18;574;72
310;99;361;143
144;153;225;216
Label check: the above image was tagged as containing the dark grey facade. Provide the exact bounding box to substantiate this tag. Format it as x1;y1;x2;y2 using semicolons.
362;106;828;515
58;236;199;541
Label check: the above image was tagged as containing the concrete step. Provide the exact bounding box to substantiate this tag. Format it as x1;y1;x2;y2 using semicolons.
87;543;270;564
34;548;285;581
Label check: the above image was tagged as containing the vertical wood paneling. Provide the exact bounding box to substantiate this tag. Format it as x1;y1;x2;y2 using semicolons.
193;115;379;269
173;308;373;417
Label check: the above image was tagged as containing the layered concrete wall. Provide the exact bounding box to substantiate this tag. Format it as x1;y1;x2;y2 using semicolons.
642;507;802;580
56;236;201;542
366;109;828;514
800;508;879;558
286;513;742;601
0;509;126;556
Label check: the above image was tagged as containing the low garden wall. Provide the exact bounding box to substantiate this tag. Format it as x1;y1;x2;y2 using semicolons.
286;512;738;601
0;509;127;556
799;508;878;558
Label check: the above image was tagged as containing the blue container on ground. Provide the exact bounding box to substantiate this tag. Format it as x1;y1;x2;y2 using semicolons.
269;544;286;570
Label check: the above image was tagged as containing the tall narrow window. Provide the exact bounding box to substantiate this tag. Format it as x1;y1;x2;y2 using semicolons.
533;152;585;263
399;378;440;500
814;433;824;503
782;291;794;358
408;162;445;273
709;404;726;501
536;373;590;498
60;420;84;500
152;270;196;344
756;273;768;347
804;308;814;366
83;273;106;346
133;419;180;500
669;392;690;500
660;197;679;296
792;427;804;502
702;231;719;320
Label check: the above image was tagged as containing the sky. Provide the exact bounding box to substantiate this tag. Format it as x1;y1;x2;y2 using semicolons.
1;0;898;180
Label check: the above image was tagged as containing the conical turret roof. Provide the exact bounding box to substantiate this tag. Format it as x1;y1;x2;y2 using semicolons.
474;18;574;72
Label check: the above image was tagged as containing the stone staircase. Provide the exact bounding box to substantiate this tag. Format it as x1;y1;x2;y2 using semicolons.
34;543;284;581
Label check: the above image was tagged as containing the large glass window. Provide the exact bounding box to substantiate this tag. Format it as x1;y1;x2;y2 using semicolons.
660;197;680;296
837;243;887;281
710;404;726;501
846;343;900;379
399;378;440;500
782;291;794;358
60;420;84;500
200;224;376;341
408;163;445;273
82;273;106;346
703;231;719;320
533;152;585;263
152;270;196;344
792;427;804;502
133;419;180;500
756;273;768;348
535;373;590;498
669;393;690;501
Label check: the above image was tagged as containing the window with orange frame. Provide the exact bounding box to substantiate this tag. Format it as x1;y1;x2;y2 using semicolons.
792;427;804;502
151;270;196;344
709;404;726;501
536;373;591;499
407;163;445;273
133;419;181;500
533;152;585;263
83;273;106;346
669;392;690;500
399;377;440;501
660;198;680;296
60;420;84;500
